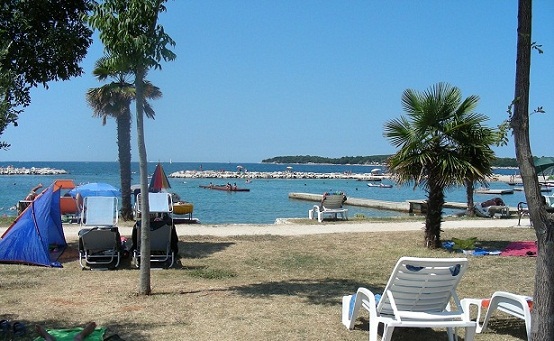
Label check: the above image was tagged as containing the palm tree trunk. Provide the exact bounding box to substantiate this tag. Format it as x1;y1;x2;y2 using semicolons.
136;66;151;295
117;113;133;220
511;0;554;338
465;179;475;217
425;173;445;249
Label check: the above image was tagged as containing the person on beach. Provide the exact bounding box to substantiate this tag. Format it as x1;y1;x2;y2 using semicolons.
25;183;43;201
35;322;97;341
542;195;554;213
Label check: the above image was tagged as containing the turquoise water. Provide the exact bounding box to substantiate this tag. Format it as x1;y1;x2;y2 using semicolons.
0;162;525;224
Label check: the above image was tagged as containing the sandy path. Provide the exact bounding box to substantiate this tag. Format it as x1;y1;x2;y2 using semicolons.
41;217;528;240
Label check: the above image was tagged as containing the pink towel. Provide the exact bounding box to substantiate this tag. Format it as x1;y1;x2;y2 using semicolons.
501;241;537;257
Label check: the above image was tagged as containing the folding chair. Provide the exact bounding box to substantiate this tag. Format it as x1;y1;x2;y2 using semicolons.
133;192;176;268
78;196;121;270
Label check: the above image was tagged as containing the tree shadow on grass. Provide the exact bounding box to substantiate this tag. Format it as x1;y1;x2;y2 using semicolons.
483;318;528;340
228;278;473;340
229;277;381;306
179;241;235;259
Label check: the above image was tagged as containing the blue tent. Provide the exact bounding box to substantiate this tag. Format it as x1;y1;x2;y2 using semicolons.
0;184;67;267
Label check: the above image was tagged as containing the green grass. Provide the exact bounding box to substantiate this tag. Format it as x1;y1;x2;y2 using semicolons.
0;227;536;340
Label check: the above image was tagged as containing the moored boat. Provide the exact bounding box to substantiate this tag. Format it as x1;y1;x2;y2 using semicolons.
173;202;194;214
200;184;250;192
475;188;514;195
367;182;393;188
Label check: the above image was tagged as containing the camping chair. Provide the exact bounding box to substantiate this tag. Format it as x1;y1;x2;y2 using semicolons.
133;192;176;268
134;191;174;219
308;193;348;222
78;196;121;270
517;202;530;226
461;291;532;340
342;257;476;341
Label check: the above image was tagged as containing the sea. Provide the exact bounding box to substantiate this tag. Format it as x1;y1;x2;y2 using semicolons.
0;161;524;225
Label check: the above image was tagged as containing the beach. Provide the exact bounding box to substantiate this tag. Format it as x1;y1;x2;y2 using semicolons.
1;217;526;240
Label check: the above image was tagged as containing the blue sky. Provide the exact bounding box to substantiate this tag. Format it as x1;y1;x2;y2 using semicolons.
2;1;553;163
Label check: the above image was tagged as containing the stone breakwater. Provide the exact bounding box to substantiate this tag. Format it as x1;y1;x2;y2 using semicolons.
169;170;517;182
169;170;389;180
0;166;67;175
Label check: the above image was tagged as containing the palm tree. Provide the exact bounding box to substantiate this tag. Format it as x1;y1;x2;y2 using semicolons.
86;57;161;220
460;126;497;217
88;0;175;295
384;82;495;248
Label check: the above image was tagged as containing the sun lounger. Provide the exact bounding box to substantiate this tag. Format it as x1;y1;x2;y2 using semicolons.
461;291;532;340
342;257;476;341
308;193;348;222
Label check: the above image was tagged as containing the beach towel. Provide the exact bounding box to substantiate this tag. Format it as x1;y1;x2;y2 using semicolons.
34;327;105;341
501;241;537;257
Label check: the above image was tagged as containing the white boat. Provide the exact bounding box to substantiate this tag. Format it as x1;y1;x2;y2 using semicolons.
514;186;552;192
475;188;514;195
367;183;393;188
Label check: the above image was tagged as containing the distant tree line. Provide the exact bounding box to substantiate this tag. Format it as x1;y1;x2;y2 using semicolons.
262;155;524;168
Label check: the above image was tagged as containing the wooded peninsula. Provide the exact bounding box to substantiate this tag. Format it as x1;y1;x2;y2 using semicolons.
262;155;520;168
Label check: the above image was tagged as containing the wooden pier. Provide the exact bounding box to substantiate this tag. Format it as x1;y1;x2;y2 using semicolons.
288;192;516;215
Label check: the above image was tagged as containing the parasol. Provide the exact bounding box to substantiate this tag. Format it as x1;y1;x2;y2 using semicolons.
149;163;172;192
68;183;121;198
534;157;554;181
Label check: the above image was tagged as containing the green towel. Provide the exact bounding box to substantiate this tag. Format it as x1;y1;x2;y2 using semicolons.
34;327;106;341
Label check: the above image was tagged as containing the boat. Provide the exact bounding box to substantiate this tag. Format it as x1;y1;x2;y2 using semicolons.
475;188;514;195
200;184;250;192
367;183;393;188
171;201;199;224
173;201;194;214
514;186;552;192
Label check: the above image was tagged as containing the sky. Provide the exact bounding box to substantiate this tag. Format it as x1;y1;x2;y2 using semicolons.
2;1;553;163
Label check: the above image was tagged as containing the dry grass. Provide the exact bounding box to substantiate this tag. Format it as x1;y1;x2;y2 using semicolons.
0;226;536;340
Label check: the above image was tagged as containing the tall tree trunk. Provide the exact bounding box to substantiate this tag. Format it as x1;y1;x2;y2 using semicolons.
511;0;554;339
117;112;133;221
465;178;475;217
425;173;444;249
136;66;151;295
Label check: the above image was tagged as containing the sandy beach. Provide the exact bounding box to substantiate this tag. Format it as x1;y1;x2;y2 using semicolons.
2;217;525;241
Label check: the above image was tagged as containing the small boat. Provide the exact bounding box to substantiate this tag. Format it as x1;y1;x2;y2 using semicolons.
173;202;194;215
199;184;250;192
514;186;552;192
475;188;514;195
367;183;393;188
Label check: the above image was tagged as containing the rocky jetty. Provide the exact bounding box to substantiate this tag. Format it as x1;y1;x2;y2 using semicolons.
169;169;389;181
0;166;67;175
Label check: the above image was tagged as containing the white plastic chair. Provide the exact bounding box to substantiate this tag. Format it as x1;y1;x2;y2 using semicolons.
461;291;532;340
308;194;348;222
342;257;476;341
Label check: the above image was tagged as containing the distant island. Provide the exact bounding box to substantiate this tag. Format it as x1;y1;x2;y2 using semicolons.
262;155;520;168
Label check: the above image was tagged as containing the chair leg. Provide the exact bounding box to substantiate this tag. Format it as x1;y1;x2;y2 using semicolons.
380;325;394;341
368;319;380;341
464;326;477;341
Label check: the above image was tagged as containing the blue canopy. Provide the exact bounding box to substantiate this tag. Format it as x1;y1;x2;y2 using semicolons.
69;182;121;198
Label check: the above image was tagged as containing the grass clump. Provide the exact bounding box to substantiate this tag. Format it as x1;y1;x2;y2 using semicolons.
187;267;237;279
